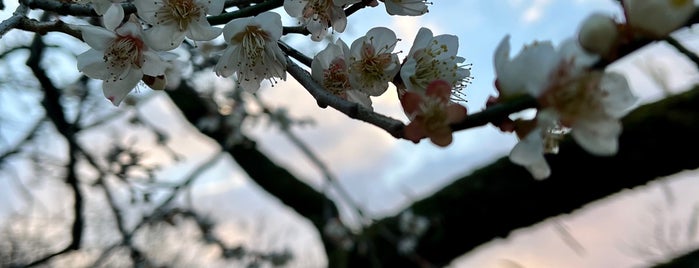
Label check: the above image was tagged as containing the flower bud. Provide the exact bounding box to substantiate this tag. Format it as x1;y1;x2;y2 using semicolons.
578;13;619;58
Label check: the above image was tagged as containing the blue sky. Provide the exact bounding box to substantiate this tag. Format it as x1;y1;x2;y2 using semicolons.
1;0;699;267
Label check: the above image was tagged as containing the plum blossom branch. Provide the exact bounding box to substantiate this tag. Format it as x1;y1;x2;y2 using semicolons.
0;4;28;38
285;56;407;138
207;0;283;25
450;95;538;131
15;16;82;40
20;0;135;16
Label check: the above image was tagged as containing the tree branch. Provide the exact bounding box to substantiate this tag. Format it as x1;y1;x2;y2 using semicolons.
345;86;699;267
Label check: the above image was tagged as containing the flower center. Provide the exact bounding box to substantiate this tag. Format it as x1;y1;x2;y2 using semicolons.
418;96;448;132
304;0;332;20
234;25;270;63
323;57;351;96
104;35;144;81
541;64;606;126
157;0;202;31
350;38;397;84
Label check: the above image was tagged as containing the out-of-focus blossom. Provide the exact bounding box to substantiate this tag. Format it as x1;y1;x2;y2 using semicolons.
347;27;401;96
623;0;695;37
77;15;168;106
578;13;619;58
401;80;467;147
214;11;287;92
312;38;373;109
493;35;638;179
136;0;223;50
381;0;429;16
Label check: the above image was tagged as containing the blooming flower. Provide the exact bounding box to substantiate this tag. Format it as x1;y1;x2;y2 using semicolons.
77;15;169;106
623;0;695;38
400;27;471;96
214;11;287;92
347;27;401;96
312;38;372;109
493;35;638;179
381;0;429;16
284;0;356;41
136;0;224;50
401;80;467;147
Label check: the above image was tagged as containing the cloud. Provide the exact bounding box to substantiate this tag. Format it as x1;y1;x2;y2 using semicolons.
522;0;553;23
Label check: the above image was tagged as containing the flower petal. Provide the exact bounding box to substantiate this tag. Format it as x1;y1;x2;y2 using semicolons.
80;25;115;51
186;16;222;41
77;49;109;79
571;116;622;156
145;24;185;50
404;120;427;143
102;4;124;31
600;72;638;117
103;67;142;106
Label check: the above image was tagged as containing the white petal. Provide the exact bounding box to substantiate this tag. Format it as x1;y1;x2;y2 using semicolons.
145;24;185;51
493;35;511;78
526;159;552;180
77;49;108;79
223;17;252;44
284;0;307;17
141;51;168;76
186;17;222;41
329;7;347;32
91;0;112;15
206;0;224;15
134;0;159;23
102;4;124;31
571;116;622;156
103;67;142;106
367;27;397;51
600;72;638;117
408;27;433;56
255;11;283;41
214;47;237;77
510;129;545;166
80;25;115;51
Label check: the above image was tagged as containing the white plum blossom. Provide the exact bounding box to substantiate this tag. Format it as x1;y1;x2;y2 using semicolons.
400;27;471;95
312;38;373;109
623;0;695;37
284;0;356;41
494;35;638;179
214;11;287;92
136;0;224;50
381;0;429;16
77;15;169;106
347;27;401;96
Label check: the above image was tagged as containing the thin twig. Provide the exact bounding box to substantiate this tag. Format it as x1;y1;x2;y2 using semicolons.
0;4;28;38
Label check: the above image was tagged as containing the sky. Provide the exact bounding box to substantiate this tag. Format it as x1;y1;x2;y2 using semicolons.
1;0;699;267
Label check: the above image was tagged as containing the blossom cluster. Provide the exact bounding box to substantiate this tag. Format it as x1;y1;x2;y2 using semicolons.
490;0;695;179
76;0;470;146
76;0;434;105
72;0;694;180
